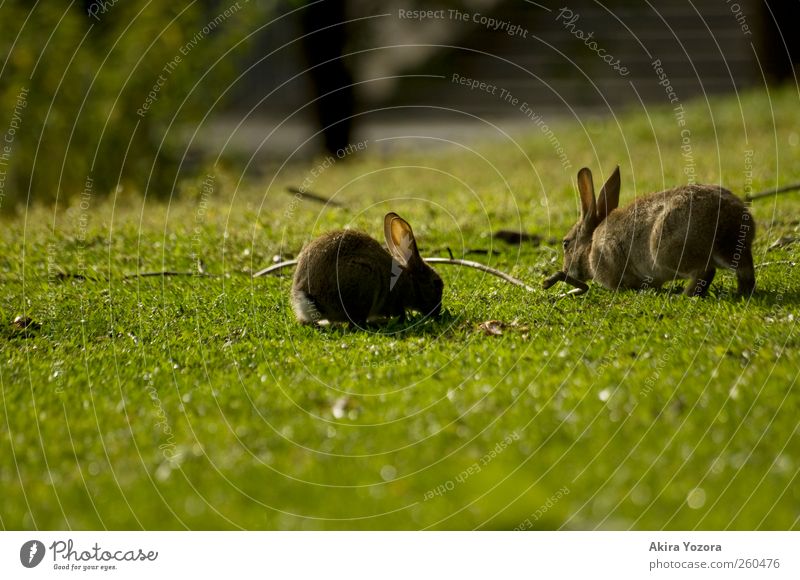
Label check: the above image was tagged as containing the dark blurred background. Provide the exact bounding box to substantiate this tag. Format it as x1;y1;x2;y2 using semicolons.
0;0;797;209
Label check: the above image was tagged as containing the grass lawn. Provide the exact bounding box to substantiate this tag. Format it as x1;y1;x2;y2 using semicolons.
1;87;799;530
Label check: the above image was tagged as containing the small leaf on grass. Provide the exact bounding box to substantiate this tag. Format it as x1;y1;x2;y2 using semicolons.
477;319;530;336
478;320;506;336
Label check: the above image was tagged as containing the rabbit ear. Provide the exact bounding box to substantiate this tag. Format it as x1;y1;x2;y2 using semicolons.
384;212;420;268
577;167;596;222
596;166;621;222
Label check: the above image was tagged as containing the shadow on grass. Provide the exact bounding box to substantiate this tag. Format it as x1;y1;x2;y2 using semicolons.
591;282;800;306
701;284;800;306
737;289;800;307
300;310;462;338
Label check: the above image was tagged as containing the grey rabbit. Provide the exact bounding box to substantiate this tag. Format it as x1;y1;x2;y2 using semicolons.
544;166;756;296
291;212;444;326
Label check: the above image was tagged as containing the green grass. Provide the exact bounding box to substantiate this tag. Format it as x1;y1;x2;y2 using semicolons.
2;87;799;530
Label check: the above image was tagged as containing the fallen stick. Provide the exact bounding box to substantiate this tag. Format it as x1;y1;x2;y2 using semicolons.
423;257;536;292
285;186;344;207
253;256;536;292
55;256;536;292
745;182;800;201
122;271;214;279
252;260;298;278
755;260;797;268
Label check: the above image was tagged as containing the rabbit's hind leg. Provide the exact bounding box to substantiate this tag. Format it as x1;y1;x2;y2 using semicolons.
341;288;376;329
343;303;371;329
712;247;755;296
734;249;755;296
684;268;716;297
292;289;322;324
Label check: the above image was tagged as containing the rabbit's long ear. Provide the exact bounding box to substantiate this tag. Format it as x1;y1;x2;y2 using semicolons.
577;167;596;223
596;166;621;222
384;212;420;268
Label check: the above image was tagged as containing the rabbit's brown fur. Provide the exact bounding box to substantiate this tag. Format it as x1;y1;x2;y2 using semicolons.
558;167;755;296
291;214;443;326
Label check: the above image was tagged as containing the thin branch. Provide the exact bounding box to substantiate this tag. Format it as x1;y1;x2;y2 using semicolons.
746;182;800;201
285;186;344;207
56;271;216;280
53;256;537;293
423;257;536;292
252;260;299;278
494;230;548;245
253;256;536;292
755;260;797;268
121;271;215;279
56;272;100;281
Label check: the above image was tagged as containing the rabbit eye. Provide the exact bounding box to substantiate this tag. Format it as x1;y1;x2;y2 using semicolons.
562;239;570;249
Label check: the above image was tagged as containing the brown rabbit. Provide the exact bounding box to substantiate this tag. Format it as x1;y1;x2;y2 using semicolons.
544;166;756;296
291;212;444;326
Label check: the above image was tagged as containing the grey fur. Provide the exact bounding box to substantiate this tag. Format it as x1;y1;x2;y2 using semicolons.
557;166;756;296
